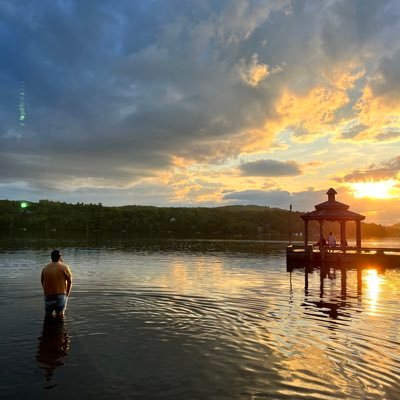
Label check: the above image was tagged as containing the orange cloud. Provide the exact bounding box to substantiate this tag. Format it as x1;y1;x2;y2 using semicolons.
335;163;400;183
237;53;282;87
322;66;365;91
352;86;400;142
272;85;349;142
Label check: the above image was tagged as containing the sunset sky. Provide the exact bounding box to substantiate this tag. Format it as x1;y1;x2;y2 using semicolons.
1;0;400;224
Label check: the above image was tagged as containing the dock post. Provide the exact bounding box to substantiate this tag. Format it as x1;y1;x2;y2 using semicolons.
304;269;309;295
341;264;347;299
321;246;327;262
319;267;324;297
357;266;362;295
306;244;314;264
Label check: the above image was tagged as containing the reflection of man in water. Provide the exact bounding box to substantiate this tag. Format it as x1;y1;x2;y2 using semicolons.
41;250;72;316
36;315;70;385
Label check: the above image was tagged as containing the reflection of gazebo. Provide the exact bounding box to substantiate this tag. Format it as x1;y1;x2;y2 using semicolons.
301;188;365;251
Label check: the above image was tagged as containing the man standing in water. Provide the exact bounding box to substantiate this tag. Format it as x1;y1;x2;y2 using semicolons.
41;250;72;316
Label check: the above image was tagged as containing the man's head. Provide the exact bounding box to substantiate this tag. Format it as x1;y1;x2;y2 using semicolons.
51;249;62;262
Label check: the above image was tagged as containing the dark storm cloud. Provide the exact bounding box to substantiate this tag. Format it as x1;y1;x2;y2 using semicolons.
239;159;302;177
1;0;287;189
320;0;395;62
370;49;400;105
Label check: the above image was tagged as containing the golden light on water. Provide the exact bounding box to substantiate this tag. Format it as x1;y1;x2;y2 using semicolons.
350;180;397;199
364;269;380;314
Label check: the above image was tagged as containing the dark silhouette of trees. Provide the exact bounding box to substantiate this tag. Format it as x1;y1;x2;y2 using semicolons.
0;199;398;239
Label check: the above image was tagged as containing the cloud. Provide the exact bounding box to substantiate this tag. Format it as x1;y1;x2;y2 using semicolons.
222;186;400;225
237;54;282;87
334;155;400;182
272;86;350;143
338;121;369;140
349;50;400;143
0;178;176;207
223;188;329;211
320;0;393;62
374;129;400;141
239;159;302;177
224;189;292;207
369;50;400;105
0;0;288;190
0;0;400;225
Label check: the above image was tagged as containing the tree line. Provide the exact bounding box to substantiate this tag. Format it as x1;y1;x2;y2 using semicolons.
0;199;399;239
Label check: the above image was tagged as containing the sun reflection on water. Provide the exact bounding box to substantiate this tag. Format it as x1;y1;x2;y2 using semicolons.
364;269;380;315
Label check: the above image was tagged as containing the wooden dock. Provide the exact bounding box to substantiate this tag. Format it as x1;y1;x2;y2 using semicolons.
288;188;400;274
286;244;400;271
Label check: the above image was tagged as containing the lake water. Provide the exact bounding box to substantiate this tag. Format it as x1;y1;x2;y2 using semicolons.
0;238;399;399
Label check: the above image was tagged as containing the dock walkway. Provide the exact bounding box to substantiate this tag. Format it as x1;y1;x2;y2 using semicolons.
287;244;400;270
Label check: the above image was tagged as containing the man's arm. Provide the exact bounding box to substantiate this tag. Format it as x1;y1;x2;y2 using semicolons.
61;264;72;296
66;276;72;296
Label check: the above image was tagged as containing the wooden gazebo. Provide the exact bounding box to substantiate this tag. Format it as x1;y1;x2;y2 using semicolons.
301;188;365;251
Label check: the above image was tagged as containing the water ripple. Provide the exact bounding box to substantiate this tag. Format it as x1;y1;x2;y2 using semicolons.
0;242;399;399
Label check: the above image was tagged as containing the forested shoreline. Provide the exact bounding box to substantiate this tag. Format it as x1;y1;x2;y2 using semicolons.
0;199;399;239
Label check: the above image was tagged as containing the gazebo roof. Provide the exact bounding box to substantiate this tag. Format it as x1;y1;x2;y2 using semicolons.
301;188;365;222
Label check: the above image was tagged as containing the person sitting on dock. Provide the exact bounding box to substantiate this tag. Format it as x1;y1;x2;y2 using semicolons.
327;232;336;252
341;239;348;253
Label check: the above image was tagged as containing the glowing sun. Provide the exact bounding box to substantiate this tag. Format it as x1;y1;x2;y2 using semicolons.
351;180;397;199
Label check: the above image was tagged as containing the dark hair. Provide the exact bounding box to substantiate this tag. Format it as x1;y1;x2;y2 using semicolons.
51;249;61;262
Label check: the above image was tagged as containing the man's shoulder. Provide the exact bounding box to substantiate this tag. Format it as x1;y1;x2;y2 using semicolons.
42;262;52;271
60;262;71;270
60;262;72;276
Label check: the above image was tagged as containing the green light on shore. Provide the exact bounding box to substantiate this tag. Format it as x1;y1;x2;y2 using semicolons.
20;202;28;209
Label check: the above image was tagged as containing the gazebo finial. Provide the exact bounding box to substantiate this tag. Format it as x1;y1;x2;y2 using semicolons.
327;188;337;202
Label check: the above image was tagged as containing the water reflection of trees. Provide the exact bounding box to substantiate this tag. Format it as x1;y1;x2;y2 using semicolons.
36;315;70;388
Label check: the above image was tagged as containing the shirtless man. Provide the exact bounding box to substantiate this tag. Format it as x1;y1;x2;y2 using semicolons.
41;250;72;316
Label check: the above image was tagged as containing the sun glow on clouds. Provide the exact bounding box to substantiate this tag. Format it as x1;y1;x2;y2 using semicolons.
237;54;283;87
354;86;400;142
273;86;349;143
238;54;270;87
350;180;398;199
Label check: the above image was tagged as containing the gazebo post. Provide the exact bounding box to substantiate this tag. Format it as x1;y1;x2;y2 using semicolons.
319;221;324;251
356;220;362;252
340;221;346;244
304;220;309;246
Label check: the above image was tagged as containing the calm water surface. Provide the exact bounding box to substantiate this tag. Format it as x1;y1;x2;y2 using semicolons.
0;238;399;399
